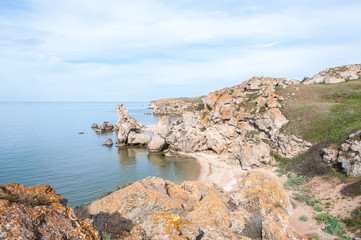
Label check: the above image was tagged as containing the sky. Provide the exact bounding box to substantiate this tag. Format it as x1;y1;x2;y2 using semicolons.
0;0;360;102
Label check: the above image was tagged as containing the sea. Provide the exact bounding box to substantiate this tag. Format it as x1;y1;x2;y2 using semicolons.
0;102;200;207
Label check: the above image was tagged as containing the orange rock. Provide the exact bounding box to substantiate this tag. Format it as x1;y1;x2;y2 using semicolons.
0;184;99;239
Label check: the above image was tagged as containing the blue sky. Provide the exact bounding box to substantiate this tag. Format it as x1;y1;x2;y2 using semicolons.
0;0;360;101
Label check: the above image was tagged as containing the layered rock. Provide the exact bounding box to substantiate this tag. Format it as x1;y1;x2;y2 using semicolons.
0;183;99;239
77;172;305;239
303;63;361;84
115;104;150;146
322;130;361;177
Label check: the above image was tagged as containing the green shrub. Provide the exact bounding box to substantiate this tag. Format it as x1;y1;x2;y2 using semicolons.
324;218;346;236
292;192;311;203
290;200;297;209
287;172;304;185
307;198;316;206
314;203;324;212
308;233;320;240
336;236;352;240
299;216;308;222
344;206;361;232
316;212;334;224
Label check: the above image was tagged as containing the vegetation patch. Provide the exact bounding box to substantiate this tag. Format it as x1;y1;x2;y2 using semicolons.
316;212;347;236
0;187;52;207
314;203;324;212
308;233;320;240
299;216;308;222
343;206;361;233
277;80;361;143
341;179;361;197
241;216;263;240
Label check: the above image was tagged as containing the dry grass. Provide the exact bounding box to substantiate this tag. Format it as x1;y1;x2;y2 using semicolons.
277;79;361;143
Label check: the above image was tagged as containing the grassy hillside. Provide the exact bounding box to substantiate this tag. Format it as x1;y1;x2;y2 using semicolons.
277;79;361;143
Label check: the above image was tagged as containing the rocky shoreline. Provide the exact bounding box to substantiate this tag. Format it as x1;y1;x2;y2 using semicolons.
1;63;361;239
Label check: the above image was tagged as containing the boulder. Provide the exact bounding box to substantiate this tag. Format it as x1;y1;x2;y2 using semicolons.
322;130;361;177
255;108;288;134
147;134;167;152
0;184;99;239
102;138;113;147
127;131;151;145
91;123;98;128
229;142;271;170
102;121;114;131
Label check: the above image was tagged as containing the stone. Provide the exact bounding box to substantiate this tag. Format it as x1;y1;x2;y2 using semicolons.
102;121;114;131
91;123;98;128
322;130;361;177
0;183;99;239
147;134;167;152
127;131;151;145
303;64;361;85
231;142;271;170
77;173;303;239
115;104;144;146
102;138;113;146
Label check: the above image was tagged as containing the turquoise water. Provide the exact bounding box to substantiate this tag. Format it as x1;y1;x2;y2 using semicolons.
0;102;199;207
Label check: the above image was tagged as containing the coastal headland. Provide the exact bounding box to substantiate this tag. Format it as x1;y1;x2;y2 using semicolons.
1;63;361;239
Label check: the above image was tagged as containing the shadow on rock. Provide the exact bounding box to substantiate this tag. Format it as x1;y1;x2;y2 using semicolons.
75;208;133;236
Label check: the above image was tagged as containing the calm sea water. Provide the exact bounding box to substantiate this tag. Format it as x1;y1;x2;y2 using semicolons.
0;102;199;207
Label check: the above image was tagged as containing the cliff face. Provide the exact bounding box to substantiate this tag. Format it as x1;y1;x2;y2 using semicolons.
0;183;100;239
77;172;306;240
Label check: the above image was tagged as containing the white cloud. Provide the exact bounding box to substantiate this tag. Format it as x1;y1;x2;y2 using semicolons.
0;0;360;101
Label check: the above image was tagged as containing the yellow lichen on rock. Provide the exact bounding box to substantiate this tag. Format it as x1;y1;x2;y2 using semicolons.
0;183;100;240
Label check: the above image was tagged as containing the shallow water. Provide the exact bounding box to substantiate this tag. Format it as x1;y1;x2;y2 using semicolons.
0;102;199;207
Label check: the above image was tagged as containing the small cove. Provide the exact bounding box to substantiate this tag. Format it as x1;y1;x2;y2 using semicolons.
0;102;200;207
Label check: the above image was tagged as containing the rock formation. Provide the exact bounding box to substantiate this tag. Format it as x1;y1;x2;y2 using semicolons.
102;138;113;146
76;172;305;239
149;96;205;116
322;130;361;177
115;104;150;146
139;77;311;170
0;183;99;239
303;63;361;84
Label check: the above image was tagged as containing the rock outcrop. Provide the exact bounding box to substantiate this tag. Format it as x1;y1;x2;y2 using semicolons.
77;172;305;239
0;183;99;239
102;138;113;146
149;96;205;116
144;77;311;166
115;104;150;146
303;63;361;84
322;130;361;177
